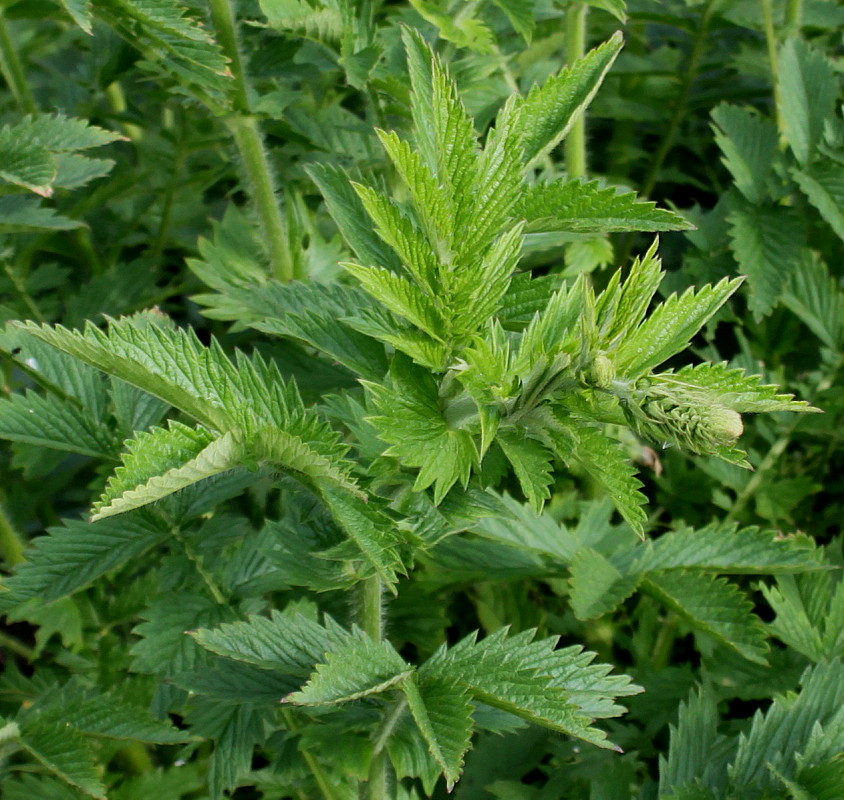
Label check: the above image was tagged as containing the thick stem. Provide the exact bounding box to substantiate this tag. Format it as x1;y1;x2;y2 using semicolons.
208;0;294;282
0;12;36;114
564;2;588;178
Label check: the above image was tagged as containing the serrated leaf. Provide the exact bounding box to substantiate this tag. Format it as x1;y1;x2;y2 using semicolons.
58;0;93;32
17;115;125;151
191;607;349;674
568;548;641;620
287;632;410;705
422;628;638;750
565;422;647;536
792;161;844;242
131;593;236;676
402;673;474;790
520;178;692;234
0;512;168;611
17;719;105;799
783;256;844;350
0;389;115;458
653;362;814;414
489;0;536;41
613;276;742;376
365;357;477;502
318;486;404;588
643;570;768;664
711;104;779;204
729;660;844;790
727;202;804;317
496;428;554;513
0;127;56;195
33;685;192;743
659;687;730;798
0;196;82;232
507;32;623;163
637;524;821;574
778;38;839;166
98;0;231;93
307;163;403;273
343;262;445;339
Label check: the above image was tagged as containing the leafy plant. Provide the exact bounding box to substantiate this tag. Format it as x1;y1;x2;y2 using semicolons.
1;1;842;798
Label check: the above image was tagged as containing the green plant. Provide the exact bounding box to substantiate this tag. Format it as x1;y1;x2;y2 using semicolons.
1;2;843;799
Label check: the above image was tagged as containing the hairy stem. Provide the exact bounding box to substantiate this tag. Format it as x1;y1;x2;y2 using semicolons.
209;0;294;282
0;11;36;114
760;0;785;136
564;2;588;178
360;576;390;800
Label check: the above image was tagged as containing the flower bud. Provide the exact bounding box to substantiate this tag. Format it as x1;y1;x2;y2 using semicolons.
587;353;616;389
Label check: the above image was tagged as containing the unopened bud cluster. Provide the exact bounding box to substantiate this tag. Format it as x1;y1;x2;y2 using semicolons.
637;396;744;455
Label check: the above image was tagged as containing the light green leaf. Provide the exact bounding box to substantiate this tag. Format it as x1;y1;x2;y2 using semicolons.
192;607;349;674
490;0;536;40
521;178;692;234
422;627;638;750
727;202;804;317
365;356;477;502
98;0;231;92
564;422;647;536
92;426;242;521
711;104;779;204
613;277;742;376
17;115;125;151
777;38;839;166
0;513;168;610
652;363;815;413
287;632;411;705
644;571;768;664
17;720;105;799
402;673;474;790
343;262;445;339
506;32;623;163
496;428;554;513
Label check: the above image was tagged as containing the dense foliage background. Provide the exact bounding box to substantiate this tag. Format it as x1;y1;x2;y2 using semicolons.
0;0;842;798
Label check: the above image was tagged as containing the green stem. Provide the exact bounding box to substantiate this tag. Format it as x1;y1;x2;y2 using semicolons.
282;710;342;800
0;12;36;114
651;611;678;671
0;631;35;662
113;742;154;775
208;0;294;282
784;0;802;32
0;500;25;567
760;0;785;136
640;0;714;200
360;576;389;800
564;2;588;178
